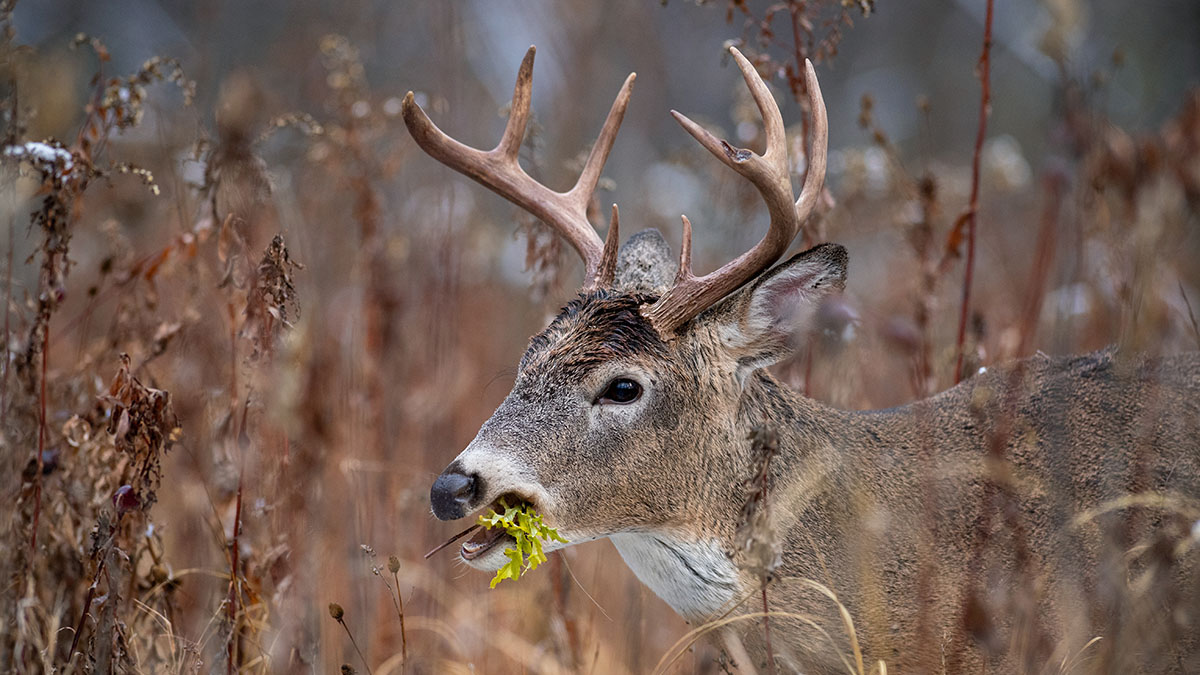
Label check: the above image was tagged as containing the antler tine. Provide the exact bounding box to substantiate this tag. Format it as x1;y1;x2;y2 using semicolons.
402;46;636;285
643;50;828;334
669;48;787;182
572;73;637;206
673;214;696;288
588;204;621;291
795;60;828;222
496;47;536;160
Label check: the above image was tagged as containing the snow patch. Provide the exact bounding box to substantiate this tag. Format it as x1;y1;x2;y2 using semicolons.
4;141;75;171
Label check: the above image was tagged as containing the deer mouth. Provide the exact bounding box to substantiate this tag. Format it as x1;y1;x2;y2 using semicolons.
459;494;534;561
461;526;511;560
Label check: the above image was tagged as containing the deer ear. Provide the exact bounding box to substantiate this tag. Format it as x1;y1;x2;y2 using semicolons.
713;243;847;375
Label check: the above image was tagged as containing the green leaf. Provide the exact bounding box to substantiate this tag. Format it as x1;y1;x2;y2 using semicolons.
490;548;524;588
476;501;570;587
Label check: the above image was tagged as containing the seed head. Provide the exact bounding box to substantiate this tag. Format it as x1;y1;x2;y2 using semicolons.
387;556;400;574
328;602;345;621
149;564;169;584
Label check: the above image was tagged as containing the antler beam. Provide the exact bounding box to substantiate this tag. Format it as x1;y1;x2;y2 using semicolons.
643;48;828;334
402;46;633;289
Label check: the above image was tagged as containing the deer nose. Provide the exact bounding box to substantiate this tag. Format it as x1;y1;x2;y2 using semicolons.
430;470;477;520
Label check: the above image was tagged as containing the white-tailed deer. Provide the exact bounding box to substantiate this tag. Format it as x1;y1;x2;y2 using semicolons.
404;47;1200;673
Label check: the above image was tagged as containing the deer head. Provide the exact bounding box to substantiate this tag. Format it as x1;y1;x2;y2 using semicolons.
404;45;836;618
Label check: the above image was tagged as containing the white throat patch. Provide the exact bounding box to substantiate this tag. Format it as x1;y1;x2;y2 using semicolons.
610;533;740;620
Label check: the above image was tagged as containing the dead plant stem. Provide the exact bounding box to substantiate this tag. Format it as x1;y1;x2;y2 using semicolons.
761;582;776;675
758;434;777;675
392;568;407;665
789;1;816;249
338;618;374;675
68;517;117;661
30;322;47;561
226;472;243;674
1;170;12;417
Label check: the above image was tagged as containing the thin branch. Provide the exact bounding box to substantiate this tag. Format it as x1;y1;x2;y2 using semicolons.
953;0;995;383
424;523;478;559
226;472;244;674
30;322;47;560
330;605;374;675
68;515;120;661
1;158;13;419
373;556;408;666
761;584;776;675
391;564;407;666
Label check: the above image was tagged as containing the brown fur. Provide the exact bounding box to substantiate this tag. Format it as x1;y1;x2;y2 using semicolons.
730;349;1200;672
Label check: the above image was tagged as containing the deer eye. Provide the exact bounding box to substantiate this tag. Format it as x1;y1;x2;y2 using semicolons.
597;378;642;405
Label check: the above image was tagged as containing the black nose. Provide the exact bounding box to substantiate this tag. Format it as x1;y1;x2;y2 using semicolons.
430;470;477;520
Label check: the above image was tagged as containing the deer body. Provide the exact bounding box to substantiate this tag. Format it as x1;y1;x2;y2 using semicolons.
405;47;1200;672
731;350;1200;671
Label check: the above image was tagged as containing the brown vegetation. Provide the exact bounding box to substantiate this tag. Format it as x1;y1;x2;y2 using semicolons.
2;0;1198;672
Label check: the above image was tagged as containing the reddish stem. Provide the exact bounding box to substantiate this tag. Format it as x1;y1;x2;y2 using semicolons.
762;583;777;675
758;436;777;675
1;192;12;420
789;1;809;102
953;0;995;383
30;323;48;560
68;572;100;661
227;474;243;674
68;515;120;661
788;1;819;250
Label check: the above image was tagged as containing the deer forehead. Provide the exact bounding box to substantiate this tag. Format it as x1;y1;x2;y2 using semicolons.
517;291;671;383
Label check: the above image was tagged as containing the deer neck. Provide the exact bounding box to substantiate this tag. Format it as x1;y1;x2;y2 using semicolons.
609;370;852;621
738;371;855;532
609;532;742;620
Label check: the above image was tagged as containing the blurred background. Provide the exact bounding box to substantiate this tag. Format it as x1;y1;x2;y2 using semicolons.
2;0;1198;672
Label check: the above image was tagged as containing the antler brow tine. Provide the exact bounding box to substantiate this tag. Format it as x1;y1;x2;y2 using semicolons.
674;215;694;287
402;46;636;287
591;204;621;291
643;48;828;334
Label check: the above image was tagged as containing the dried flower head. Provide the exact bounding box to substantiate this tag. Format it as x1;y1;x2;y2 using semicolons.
101;355;179;510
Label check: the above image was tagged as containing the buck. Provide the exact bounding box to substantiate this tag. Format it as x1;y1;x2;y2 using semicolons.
403;47;1200;672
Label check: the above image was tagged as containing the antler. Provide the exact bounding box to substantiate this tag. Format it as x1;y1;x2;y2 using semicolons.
642;47;828;334
402;46;634;289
